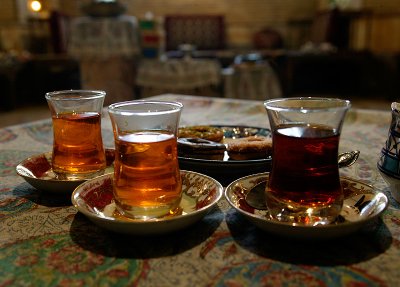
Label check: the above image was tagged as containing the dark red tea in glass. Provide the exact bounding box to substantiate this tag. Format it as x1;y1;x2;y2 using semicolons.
264;98;350;225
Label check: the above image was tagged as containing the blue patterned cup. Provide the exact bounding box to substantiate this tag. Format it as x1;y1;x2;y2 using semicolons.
378;102;400;203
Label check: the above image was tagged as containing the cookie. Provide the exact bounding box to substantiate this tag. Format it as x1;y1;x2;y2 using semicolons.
178;126;224;143
227;136;272;160
178;137;226;160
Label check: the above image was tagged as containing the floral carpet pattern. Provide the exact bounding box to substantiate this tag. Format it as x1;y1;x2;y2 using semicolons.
1;94;399;286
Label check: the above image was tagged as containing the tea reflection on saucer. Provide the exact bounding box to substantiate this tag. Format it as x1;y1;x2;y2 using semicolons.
15;149;115;193
225;172;388;239
71;170;223;235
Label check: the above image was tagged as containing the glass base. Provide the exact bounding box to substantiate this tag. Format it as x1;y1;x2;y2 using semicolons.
265;192;343;226
53;168;105;180
115;199;182;220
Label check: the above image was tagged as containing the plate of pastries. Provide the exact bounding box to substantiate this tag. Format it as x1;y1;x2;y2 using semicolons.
177;125;272;184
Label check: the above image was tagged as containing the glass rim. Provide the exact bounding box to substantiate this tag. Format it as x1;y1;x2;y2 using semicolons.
264;97;351;112
108;100;183;115
45;90;106;100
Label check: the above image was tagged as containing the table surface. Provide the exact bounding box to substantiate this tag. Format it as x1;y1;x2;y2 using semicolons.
2;94;399;286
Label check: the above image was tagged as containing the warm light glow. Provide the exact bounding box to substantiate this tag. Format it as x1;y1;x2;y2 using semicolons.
30;1;42;12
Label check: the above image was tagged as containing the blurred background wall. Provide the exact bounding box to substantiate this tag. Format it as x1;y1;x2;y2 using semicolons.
1;0;400;54
1;0;400;110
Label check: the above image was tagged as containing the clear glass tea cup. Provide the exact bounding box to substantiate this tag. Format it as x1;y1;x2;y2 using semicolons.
45;90;106;180
108;100;183;220
264;97;351;225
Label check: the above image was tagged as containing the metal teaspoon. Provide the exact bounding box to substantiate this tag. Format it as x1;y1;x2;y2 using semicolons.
244;150;360;210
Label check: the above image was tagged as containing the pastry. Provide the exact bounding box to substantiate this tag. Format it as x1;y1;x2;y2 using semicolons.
178;126;224;143
178;138;226;160
226;136;272;160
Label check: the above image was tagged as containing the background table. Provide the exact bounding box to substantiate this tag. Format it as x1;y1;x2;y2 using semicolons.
1;94;399;286
68;16;140;105
223;62;283;100
136;59;221;98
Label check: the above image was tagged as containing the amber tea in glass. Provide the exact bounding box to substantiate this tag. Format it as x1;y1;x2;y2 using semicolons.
264;97;350;225
46;90;106;180
108;100;183;220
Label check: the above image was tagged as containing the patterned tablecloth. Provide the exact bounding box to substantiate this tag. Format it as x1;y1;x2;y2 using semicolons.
1;94;399;286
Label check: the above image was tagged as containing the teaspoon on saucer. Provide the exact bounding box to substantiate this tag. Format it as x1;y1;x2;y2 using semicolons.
245;150;360;210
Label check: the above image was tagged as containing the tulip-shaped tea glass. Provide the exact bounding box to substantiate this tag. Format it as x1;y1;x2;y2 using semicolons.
108;100;183;220
264;97;351;225
45;90;106;180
